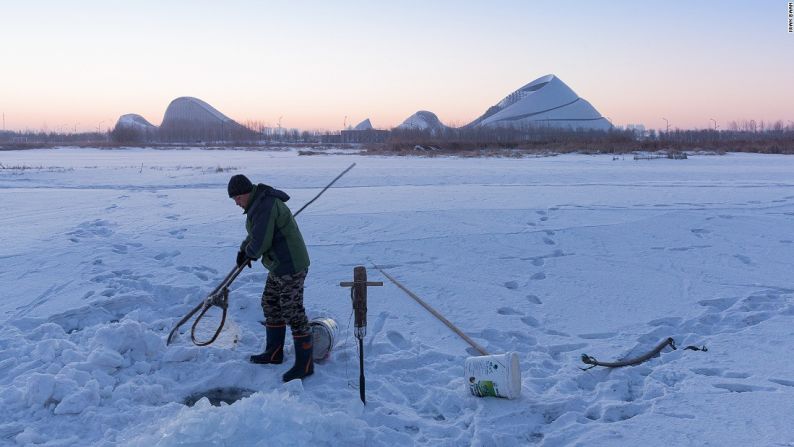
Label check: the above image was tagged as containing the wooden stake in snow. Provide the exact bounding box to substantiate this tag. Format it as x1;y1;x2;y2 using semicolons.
340;266;382;405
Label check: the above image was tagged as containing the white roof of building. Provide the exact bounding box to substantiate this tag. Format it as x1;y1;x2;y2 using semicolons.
353;119;373;130
469;75;611;130
115;114;157;130
396;110;446;131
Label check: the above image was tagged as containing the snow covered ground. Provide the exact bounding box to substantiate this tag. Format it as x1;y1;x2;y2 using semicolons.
1;147;793;446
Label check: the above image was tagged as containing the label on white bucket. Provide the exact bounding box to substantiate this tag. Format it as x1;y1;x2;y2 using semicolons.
464;352;521;399
310;318;338;361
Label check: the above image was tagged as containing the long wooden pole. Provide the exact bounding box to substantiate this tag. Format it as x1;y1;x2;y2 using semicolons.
370;262;489;357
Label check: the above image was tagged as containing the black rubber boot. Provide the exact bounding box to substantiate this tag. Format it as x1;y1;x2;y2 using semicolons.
250;324;286;364
282;334;314;382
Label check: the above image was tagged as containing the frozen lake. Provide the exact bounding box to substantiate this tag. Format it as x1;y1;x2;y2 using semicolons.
1;147;793;446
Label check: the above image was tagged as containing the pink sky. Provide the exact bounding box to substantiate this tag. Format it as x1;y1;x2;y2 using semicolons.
1;1;791;132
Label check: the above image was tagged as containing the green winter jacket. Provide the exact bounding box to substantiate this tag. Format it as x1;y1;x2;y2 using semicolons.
240;183;310;276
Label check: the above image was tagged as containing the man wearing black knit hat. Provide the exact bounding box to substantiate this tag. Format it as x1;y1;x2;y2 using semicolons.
228;174;313;382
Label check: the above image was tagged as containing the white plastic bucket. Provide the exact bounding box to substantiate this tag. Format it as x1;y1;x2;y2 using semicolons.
310;318;338;360
464;352;522;399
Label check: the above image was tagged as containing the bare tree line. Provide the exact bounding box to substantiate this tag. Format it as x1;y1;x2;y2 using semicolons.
2;119;793;153
381;121;794;154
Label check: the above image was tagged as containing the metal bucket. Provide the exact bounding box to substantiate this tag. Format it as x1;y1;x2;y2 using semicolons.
310;318;338;360
464;352;522;399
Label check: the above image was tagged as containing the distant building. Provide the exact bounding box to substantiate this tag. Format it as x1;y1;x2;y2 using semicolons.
467;74;611;131
157;96;254;142
321;133;342;144
111;114;158;142
333;118;389;143
353;119;373;131
340;129;389;143
396;110;448;134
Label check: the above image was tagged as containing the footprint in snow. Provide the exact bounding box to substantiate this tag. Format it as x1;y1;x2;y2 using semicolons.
526;295;542;304
154;250;181;261
386;331;411;350
600;403;646;423
531;272;546;280
545;329;570;337
543;237;556;245
713;383;774;393
697;297;737;311
497;307;523;316
733;254;753;265
504;281;519;290
769;378;794;387
578;332;616;340
169;229;187;239
520;316;540;327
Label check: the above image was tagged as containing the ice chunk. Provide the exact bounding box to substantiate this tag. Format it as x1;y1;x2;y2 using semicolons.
88;347;125;370
25;373;56;406
54;379;100;414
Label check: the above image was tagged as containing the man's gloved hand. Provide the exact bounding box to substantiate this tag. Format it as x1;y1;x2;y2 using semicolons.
236;250;253;268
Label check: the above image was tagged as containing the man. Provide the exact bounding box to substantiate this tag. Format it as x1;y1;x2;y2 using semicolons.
228;174;313;382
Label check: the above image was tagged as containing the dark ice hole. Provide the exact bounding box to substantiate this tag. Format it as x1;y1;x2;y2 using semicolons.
183;387;255;407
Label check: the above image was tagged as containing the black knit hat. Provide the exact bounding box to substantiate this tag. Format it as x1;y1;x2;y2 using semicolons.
227;174;253;197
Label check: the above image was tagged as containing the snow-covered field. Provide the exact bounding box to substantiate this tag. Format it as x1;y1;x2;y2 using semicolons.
1;147;793;446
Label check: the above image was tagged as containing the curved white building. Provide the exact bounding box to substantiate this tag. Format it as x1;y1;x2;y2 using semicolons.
161;97;235;128
353;118;373;130
159;96;250;142
397;110;447;133
111;114;158;142
468;75;611;130
114;114;157;131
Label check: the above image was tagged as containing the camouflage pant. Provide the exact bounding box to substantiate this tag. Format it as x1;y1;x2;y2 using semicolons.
261;269;309;336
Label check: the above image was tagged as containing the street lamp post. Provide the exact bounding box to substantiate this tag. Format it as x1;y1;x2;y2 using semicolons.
662;117;670;133
710;118;718;131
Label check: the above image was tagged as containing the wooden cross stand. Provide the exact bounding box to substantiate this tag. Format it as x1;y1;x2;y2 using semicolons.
340;266;382;405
